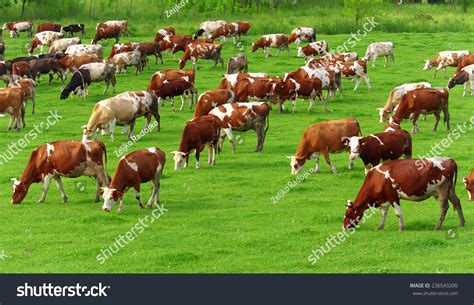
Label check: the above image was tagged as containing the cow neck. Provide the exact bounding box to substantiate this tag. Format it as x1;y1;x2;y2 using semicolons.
19;162;42;189
178;141;192;155
109;173;127;194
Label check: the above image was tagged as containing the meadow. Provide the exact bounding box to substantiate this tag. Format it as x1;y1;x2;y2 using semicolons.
0;18;473;273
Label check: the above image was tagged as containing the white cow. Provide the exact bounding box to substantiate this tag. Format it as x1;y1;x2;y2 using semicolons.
65;44;104;58
364;41;394;68
423;50;470;79
96;20;129;35
197;20;227;38
49;37;81;54
109;50;142;74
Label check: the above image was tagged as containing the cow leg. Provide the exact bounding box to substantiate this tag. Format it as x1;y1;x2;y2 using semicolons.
348;156;354;171
134;188;144;209
372;56;376;67
383;56;388;68
38;174;54;203
411;113;420;133
207;144;214;165
109;119;116;141
353;77;362;91
275;47;282;57
95;178;102;203
392;203;405;231
318;94;328;112
103;79;110;94
170;97;175;112
48;73;54;84
443;67;448;79
226;128;237;153
7;114;14;130
321;149;337;174
432;68;438;80
434;192;449;230
433;112;440;132
31;95;35;115
377;204;390;230
448;187;465;227
463;82;468;97
264;47;270;58
117;197;125;213
390;53;395;67
291;99;297;113
121;126;128;135
470;80;474;96
443;108;450;131
128;118;136;138
195;145;204;169
180;95;185;111
53;176;69;203
313;153;321;173
363;75;371;90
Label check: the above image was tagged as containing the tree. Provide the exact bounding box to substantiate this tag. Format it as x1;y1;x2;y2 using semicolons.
344;0;380;26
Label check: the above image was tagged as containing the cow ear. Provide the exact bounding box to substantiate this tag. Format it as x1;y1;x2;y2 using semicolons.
341;137;350;146
346;200;353;208
81;125;87;129
286;156;293;159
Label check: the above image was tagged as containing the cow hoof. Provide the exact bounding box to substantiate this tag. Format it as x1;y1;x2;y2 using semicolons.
117;208;124;213
399;226;405;231
146;203;152;209
377;225;384;230
138;203;144;209
63;196;69;203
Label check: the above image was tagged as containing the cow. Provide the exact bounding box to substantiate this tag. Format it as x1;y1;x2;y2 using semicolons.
378;82;432;123
464;169;474;201
37;23;61;33
227;53;248;74
11;141;109;204
232;76;281;104
194;89;235;118
92;25;121;44
276;74;324;113
82;90;160;142
171;115;221;170
455;54;474;74
61;24;85;37
159;35;193;57
149;76;196;112
3;21;33;38
96;20;129;36
217;72;268;90
11;61;30;83
154;27;176;43
27;58;63;85
65;44;103;59
447;64;474;97
288;117;361;174
60;62;116;100
109;50;143;74
344;157;465;231
423;50;470;79
210;22;251;44
179;41;224;70
49;37;81;54
26;31;64;55
0;60;12;84
106;43;148;70
338;60;371;91
288;27;316;49
58;54;102;76
390;88;450;133
297;41;328;58
194;20;227;38
0;33;4;60
147;69;195;107
286;66;342;100
252;34;290;58
342;129;412;172
209;102;270;153
364;41;394;68
8;79;36;114
102;148;165;212
0;87;25;130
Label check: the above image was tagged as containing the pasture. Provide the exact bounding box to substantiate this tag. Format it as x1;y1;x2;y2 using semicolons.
0;24;473;273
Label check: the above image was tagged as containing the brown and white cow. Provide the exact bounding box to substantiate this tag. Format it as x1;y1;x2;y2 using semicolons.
0;87;25;130
209;102;270;153
3;21;33;38
378;82;432;123
342;129;412;172
11;61;30;82
390;88;450;133
344;157;465;231
147;69;196;111
217;72;268;90
58;54;102;76
65;44;103;59
288;27;316;49
179;41;224;70
8;79;36;114
288;117;361;174
276;74;324;113
172;115;222;170
194;20;227;38
233;76;281;104
455;54;474;75
96;20;129;36
364;41;394;68
297;41;328;58
159;35;193;56
286;66;342;100
92;25;121;44
464;169;474;201
82;90;160;142
26;31;64;55
337;60;371;91
11;140;109;204
154;27;176;43
102;147;165;212
227;54;248;74
49;37;81;54
423;50;470;79
447;64;474;97
194;89;235;118
210;22;250;44
109;50;143;74
37;23;61;33
252;34;290;58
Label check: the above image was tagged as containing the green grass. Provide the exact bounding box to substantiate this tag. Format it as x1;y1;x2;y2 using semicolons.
0;25;473;273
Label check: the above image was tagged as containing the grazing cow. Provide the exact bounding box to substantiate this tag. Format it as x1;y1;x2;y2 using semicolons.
364;41;394;68
28;58;63;85
11;141;109;204
297;40;328;58
455;54;474;74
109;50;143;74
37;23;61;33
252;34;290;58
179;42;224;70
3;21;33;38
423;50;470;79
82;91;160;141
390;88;449;133
11;61;30;83
154;27;176;43
287;66;342;100
227;53;248;74
344;157;465;231
140;42;163;65
107;42;141;59
0;87;25;130
102;148;165;212
150;76;196;112
107;43;148;69
210;22;251;43
194;20;227;38
276;74;324;113
8;79;36;114
307;52;358;67
288;117;361;174
159;35;193;56
92;25;121;44
288;27;316;48
338;60;371;91
194;89;235;118
60;62;116;100
96;20;129;36
447;64;474;97
342;130;412;171
217;72;268;90
61;24;85;37
464;169;474;201
147;69;196;110
58;54;102;76
233;76;281;104
378;82;432;123
65;44;103;58
49;37;81;54
209;102;270;153
26;31;64;55
172;115;222;170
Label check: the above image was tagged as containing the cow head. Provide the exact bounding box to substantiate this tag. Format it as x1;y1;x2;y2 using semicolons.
101;187;123;212
82;125;94;142
343;200;362;230
342;136;363;160
464;175;474;201
423;60;433;71
251;42;260;53
11;178;27;204
296;47;305;58
377;107;391;123
287;155;305;175
171;151;187;170
447;72;468;89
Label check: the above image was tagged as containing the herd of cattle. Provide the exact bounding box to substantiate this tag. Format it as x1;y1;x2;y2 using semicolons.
1;19;473;232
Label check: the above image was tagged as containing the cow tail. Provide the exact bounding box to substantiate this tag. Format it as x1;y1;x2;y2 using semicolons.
103;143;107;166
264;111;270;133
453;160;458;195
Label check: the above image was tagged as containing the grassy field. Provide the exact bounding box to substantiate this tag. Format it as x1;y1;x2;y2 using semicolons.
0;23;473;273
